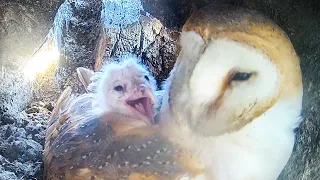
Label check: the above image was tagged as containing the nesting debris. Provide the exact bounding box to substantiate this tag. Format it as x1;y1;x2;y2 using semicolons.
0;102;52;180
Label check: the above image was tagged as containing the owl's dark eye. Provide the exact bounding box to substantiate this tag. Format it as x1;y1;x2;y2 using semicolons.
231;72;252;81
114;85;124;92
144;75;149;81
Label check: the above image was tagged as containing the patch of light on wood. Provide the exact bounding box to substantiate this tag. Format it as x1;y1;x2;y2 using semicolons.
23;48;59;81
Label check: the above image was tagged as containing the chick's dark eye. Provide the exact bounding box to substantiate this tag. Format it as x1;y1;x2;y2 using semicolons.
114;85;124;92
144;75;149;81
231;72;252;81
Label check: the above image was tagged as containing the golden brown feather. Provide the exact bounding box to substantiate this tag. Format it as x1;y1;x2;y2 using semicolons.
43;102;202;179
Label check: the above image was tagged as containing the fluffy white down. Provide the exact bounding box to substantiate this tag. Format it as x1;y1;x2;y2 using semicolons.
196;100;301;180
167;33;303;180
87;55;157;118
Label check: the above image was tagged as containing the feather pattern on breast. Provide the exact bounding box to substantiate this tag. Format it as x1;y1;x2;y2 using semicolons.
43;92;198;179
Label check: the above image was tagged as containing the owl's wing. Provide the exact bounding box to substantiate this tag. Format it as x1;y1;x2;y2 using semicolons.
46;86;74;129
43;87;96;179
44;112;202;180
76;67;95;93
44;88;94;151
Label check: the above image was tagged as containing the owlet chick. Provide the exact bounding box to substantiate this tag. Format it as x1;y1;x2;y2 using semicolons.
43;56;164;180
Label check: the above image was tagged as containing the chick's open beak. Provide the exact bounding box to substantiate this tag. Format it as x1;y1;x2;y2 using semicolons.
126;84;156;125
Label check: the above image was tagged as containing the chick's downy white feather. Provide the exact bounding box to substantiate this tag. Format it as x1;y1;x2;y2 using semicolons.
81;55;158;125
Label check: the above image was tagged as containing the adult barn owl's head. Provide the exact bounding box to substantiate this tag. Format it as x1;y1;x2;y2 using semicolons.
167;6;303;136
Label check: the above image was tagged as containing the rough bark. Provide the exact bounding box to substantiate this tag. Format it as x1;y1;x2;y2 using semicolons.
53;0;178;91
52;0;104;90
0;67;33;119
0;0;63;69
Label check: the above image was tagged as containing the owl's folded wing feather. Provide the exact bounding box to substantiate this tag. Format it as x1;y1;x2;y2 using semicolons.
44;112;202;180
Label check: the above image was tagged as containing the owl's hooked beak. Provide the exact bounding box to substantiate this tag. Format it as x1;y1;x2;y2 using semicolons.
125;84;156;125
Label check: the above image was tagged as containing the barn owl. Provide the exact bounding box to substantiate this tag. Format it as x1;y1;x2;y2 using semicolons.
43;6;303;180
44;56;163;179
45;56;157;143
90;55;157;123
159;5;303;180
